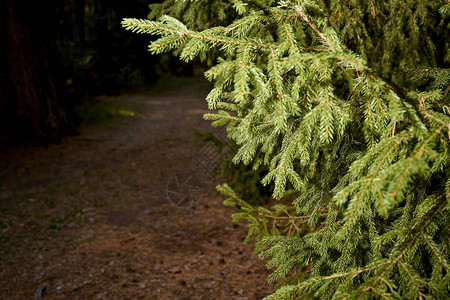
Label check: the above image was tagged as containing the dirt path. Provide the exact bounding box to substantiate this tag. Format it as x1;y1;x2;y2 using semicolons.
0;77;274;299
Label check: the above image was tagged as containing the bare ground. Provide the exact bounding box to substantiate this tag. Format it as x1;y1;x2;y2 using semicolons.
0;77;274;299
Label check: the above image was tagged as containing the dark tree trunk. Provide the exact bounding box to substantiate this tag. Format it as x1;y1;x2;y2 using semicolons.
0;0;9;139
71;0;85;46
95;0;105;15
5;0;66;143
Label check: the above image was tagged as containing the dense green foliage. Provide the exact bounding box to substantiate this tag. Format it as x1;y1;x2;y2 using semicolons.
124;1;450;298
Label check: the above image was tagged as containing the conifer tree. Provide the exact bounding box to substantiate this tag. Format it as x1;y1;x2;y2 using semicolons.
123;1;450;298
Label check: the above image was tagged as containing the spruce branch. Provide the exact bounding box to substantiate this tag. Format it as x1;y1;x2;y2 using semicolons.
124;1;450;298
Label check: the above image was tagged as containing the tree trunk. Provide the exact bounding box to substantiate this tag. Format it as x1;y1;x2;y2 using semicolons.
5;0;66;143
71;0;85;46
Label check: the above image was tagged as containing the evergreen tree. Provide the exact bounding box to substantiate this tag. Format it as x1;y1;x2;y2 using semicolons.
123;1;450;298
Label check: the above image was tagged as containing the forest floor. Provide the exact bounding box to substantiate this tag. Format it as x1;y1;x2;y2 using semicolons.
0;77;274;299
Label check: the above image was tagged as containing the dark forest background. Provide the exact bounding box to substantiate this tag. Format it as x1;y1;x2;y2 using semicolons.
1;0;191;144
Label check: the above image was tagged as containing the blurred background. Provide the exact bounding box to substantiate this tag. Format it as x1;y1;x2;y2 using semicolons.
1;0;195;144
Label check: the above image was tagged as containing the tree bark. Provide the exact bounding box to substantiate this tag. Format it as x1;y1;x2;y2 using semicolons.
71;0;85;46
5;0;66;143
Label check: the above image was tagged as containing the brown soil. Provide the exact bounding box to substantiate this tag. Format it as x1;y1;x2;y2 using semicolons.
0;77;274;299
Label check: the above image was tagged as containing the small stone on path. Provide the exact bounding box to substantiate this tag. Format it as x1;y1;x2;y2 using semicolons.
167;266;182;274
